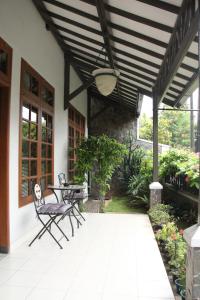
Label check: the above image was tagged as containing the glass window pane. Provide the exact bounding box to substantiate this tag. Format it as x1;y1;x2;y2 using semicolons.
48;145;52;158
47;129;52;143
31;160;37;176
41;88;54;106
31;142;37;157
31;76;38;96
42;144;46;158
31;107;38;123
47;175;52;185
41;177;46;191
42;160;46;175
47;160;52;173
0;50;8;74
22;140;29;157
23;72;31;91
22;120;29;138
42;127;46;142
48;115;53;129
22;104;30;120
42;112;47;127
29;178;37;193
30;123;37;140
47;91;54;106
22;160;29;177
22;180;29;197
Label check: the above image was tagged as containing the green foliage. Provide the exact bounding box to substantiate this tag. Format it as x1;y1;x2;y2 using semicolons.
103;196;146;214
139;113;152;141
151;204;187;287
120;134;145;186
139;105;190;148
75;135;127;198
148;209;171;226
155;222;177;241
127;150;153;207
160;149;199;189
148;204;173;225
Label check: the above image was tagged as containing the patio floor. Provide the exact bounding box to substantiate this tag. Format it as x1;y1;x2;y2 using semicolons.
0;213;174;300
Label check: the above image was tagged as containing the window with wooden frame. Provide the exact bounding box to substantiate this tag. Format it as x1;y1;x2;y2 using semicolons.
68;106;85;181
0;37;12;85
19;59;54;207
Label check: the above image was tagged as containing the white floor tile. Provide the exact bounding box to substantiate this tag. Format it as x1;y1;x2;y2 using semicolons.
27;287;66;300
0;256;29;271
0;269;18;285
0;284;32;300
0;213;175;300
64;290;102;300
5;270;42;287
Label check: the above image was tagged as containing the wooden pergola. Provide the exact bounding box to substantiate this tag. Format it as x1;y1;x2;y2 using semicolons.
32;0;200;183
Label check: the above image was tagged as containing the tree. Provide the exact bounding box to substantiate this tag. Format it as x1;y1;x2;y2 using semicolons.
139;106;190;148
139;113;152;141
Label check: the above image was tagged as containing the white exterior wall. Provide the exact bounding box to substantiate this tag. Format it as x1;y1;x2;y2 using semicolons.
0;0;87;248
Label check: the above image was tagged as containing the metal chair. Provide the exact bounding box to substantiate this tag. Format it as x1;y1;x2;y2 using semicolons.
58;173;86;222
29;181;74;249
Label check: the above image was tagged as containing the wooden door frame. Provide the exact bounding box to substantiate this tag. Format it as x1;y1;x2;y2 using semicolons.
0;37;12;253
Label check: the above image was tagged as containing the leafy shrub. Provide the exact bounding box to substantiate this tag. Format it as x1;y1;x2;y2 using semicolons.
127;150;153;207
155;222;177;242
160;149;199;190
120;134;145;188
148;204;173;225
75;135;127;198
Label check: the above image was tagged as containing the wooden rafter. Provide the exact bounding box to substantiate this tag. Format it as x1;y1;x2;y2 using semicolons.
136;0;180;14
154;0;199;103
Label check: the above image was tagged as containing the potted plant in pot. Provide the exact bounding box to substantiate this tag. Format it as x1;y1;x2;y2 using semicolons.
75;135;127;211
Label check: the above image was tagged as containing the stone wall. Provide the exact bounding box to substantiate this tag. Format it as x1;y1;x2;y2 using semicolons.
90;97;137;140
89;96;137;198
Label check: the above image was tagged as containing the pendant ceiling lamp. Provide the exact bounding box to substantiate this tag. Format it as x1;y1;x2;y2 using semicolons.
92;47;120;96
92;68;120;96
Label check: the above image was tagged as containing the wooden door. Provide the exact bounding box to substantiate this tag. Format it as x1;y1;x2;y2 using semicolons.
0;36;12;253
0;86;10;253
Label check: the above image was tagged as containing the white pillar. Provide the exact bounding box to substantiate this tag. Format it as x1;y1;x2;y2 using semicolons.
149;182;163;208
184;224;200;300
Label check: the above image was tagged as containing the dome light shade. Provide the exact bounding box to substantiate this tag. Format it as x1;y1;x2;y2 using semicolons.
92;68;120;96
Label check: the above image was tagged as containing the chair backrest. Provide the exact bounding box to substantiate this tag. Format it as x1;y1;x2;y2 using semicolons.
31;180;45;210
58;173;67;186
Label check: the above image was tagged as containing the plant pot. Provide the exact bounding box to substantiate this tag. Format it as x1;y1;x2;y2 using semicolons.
180;289;186;300
175;278;184;295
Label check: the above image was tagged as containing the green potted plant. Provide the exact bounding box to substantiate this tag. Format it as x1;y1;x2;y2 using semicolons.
75;135;127;210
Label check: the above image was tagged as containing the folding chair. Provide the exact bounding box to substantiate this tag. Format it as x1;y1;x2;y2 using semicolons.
29;181;74;249
58;173;86;222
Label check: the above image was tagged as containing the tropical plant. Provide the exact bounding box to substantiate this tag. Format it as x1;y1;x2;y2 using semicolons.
155;222;177;242
159;149;199;190
148;210;171;226
127;150;153;207
148;204;173;226
75;135;127;202
119;134;145;188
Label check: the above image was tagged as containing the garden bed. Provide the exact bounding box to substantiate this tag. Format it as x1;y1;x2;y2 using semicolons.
148;204;187;299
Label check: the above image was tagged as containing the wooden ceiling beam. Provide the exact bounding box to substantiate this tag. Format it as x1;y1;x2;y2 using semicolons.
70;45;158;78
45;11;196;73
95;0;115;68
135;0;180;14
79;0;173;33
154;0;198;103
